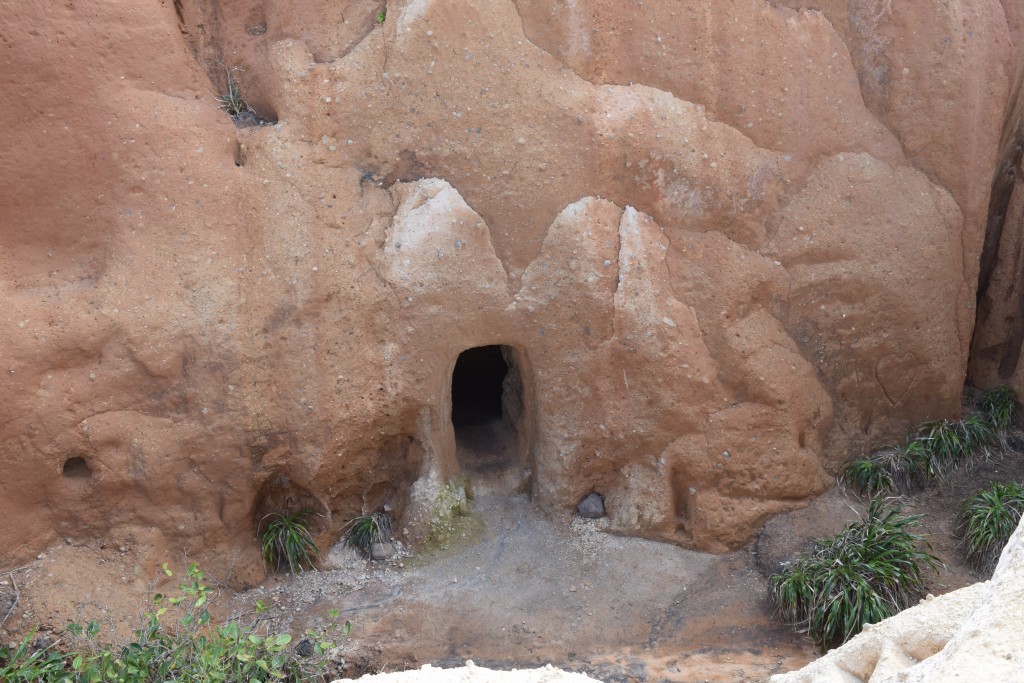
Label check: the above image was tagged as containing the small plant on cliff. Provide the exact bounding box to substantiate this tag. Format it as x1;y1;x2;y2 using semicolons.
215;65;252;118
260;510;320;574
341;511;393;557
958;481;1024;574
769;498;940;650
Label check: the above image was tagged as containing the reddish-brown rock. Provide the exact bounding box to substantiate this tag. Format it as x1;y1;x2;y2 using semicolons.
0;0;1016;575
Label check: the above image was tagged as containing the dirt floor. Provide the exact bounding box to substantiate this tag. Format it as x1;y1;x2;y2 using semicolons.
2;441;1023;682
242;495;815;682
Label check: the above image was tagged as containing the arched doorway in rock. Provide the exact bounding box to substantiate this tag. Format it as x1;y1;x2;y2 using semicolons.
450;345;533;495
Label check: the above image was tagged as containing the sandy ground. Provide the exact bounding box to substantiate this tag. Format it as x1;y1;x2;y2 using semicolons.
3;444;1022;682
228;495;814;682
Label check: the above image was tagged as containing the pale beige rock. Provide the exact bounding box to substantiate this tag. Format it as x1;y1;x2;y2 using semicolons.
332;662;600;683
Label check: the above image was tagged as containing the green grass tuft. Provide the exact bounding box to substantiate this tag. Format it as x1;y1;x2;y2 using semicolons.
259;510;320;574
916;418;970;470
958;481;1024;573
769;498;940;650
957;412;1000;462
841;386;1018;498
979;385;1018;432
840;449;901;497
341;512;393;557
215;65;252;118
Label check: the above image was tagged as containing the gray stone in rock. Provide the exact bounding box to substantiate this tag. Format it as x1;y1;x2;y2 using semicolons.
370;541;396;561
577;492;605;519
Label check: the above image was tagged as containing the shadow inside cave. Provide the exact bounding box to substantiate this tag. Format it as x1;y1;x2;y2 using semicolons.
451;345;529;496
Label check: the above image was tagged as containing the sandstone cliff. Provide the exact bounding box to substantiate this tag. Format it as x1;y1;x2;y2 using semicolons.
0;0;1016;576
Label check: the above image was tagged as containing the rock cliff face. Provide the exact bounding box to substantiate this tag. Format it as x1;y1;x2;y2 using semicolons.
0;0;1016;575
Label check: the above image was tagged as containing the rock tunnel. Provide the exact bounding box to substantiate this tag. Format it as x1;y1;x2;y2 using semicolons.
450;345;533;496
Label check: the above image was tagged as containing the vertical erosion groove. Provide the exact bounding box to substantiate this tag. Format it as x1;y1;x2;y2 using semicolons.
972;49;1024;382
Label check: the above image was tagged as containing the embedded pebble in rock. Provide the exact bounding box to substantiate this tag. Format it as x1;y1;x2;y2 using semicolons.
370;542;397;561
576;493;606;519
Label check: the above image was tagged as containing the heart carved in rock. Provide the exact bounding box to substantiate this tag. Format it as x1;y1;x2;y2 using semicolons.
875;352;918;405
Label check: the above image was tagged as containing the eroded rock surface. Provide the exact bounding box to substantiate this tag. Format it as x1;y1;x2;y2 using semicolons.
0;0;1015;575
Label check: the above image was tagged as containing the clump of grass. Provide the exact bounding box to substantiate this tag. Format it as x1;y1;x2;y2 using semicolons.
958;481;1024;573
341;511;393;557
841;386;1017;497
958;412;1000;461
769;499;940;650
840;441;928;497
259;510;320;574
839;454;895;498
0;563;346;682
978;385;1018;432
916;418;969;470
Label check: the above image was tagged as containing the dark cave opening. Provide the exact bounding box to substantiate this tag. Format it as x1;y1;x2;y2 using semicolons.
451;345;523;483
62;456;92;480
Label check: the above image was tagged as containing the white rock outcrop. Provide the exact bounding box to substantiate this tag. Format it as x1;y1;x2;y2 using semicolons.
332;661;600;683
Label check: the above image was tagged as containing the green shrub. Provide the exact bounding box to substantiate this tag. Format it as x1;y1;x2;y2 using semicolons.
0;563;346;682
260;510;320;574
342;512;393;557
769;499;940;650
958;481;1024;573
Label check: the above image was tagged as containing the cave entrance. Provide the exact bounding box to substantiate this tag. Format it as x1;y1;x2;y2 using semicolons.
451;345;531;495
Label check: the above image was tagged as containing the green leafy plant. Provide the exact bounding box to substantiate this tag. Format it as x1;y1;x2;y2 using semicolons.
260;510;320;574
958;481;1024;573
0;563;346;682
342;511;393;557
215;65;251;118
769;499;940;650
376;10;386;24
979;385;1018;432
0;628;69;682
